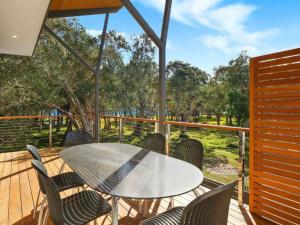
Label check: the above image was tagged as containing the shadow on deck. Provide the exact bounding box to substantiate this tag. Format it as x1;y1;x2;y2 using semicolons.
0;148;271;225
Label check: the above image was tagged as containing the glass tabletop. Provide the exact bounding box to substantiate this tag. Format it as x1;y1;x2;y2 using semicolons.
60;143;203;199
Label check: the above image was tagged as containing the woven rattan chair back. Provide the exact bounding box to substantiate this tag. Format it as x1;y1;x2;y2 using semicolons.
144;133;166;154
32;159;64;225
26;145;42;162
180;181;237;225
172;139;204;170
64;130;93;147
26;145;47;194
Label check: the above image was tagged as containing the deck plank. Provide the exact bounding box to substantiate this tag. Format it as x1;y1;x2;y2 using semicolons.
19;151;35;224
8;152;23;225
0;152;12;225
0;151;6;180
0;149;259;225
24;150;41;224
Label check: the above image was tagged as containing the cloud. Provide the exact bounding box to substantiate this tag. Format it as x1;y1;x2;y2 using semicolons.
136;0;280;55
86;29;101;37
201;35;231;54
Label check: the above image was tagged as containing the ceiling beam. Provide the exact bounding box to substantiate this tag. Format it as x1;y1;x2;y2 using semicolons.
121;0;163;48
44;24;96;75
94;13;110;142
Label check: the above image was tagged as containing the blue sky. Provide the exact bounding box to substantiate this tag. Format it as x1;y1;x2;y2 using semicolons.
79;0;300;74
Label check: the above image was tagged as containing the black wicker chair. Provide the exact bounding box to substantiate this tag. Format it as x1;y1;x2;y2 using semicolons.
59;130;93;174
140;181;237;225
144;133;166;155
31;159;112;225
64;130;93;147
26;145;85;225
171;139;205;198
172;139;204;170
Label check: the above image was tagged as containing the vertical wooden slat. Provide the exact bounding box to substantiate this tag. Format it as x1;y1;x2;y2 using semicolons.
249;58;255;213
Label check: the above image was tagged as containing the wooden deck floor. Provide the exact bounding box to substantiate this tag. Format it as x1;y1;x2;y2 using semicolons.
0;148;264;225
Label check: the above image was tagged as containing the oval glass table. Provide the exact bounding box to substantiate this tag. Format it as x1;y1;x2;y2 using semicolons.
60;143;203;225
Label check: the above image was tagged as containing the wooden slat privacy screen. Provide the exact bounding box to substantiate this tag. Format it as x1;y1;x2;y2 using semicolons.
250;48;300;224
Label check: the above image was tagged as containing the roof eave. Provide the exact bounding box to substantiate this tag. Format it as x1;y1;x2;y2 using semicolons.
48;7;122;18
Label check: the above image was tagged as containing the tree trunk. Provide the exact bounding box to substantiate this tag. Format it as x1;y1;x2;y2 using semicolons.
216;114;221;125
229;117;233;126
64;82;91;133
56;117;61;132
237;117;241;127
104;117;108;130
179;115;189;138
114;118;118;128
107;118;112;129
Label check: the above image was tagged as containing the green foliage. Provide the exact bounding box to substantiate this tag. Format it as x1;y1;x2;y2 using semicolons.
0;18;250;128
216;51;250;126
167;61;209;121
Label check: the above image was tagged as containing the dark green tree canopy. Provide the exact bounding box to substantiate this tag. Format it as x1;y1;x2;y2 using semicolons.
0;18;250;128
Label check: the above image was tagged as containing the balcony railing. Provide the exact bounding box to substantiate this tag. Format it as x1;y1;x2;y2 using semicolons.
0;114;249;206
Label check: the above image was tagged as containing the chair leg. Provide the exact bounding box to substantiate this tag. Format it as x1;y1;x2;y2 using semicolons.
37;196;47;225
33;190;41;219
59;162;66;174
42;208;49;225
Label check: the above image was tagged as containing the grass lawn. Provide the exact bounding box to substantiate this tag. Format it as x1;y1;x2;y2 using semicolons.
101;118;247;184
1;116;248;185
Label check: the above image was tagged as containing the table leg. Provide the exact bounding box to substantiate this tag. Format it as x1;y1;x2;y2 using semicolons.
170;197;174;209
112;196;119;225
138;200;143;214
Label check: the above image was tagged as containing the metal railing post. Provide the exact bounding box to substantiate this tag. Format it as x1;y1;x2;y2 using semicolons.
49;116;52;149
238;131;246;207
166;124;171;155
119;118;123;143
154;122;159;133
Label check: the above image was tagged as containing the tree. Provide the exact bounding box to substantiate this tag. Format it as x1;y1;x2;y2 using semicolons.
0;16;250;130
216;51;250;126
0;18;100;132
167;61;208;122
167;61;209;137
203;76;226;125
125;34;158;118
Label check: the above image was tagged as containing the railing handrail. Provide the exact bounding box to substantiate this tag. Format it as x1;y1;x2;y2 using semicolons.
0;115;67;120
101;115;159;123
0;114;249;132
0;113;248;205
164;121;249;133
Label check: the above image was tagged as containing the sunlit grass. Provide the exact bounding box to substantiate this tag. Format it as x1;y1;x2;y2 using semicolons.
3;117;246;184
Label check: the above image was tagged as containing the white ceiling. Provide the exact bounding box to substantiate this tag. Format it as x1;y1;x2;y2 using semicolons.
0;0;50;56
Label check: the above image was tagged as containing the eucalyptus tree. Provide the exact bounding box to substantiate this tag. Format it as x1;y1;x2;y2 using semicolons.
221;51;249;126
125;34;159;118
167;61;209;122
0;18;99;132
167;61;209;137
99;31;130;128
